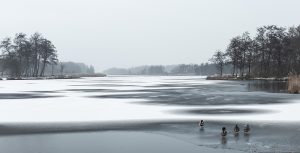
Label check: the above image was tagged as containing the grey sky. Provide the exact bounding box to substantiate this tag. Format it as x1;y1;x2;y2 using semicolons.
0;0;299;71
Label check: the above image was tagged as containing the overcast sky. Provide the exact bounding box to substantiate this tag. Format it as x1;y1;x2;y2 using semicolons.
0;0;299;71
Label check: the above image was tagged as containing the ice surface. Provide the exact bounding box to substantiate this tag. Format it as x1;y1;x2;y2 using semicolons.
0;76;299;124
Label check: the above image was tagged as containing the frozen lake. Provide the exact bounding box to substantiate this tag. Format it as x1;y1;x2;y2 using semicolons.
1;76;300;152
0;76;300;124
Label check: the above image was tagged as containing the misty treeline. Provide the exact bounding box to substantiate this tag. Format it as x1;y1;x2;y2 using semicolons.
104;64;232;76
211;25;300;78
0;32;95;77
44;62;95;76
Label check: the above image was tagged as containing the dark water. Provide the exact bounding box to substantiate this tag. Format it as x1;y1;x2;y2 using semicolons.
247;80;288;93
1;121;299;153
0;131;242;153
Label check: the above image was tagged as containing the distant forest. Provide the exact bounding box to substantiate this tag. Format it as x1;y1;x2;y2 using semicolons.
103;63;231;76
210;25;300;78
43;61;95;76
0;32;95;77
106;25;300;77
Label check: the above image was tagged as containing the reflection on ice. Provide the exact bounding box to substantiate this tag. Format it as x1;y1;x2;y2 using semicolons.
173;108;270;115
0;93;61;99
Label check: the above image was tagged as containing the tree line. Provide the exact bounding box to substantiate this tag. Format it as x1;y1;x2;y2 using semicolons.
52;62;95;75
103;64;232;76
211;25;300;78
0;32;58;77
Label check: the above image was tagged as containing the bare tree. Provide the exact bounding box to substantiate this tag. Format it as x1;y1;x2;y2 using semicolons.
39;39;57;76
210;50;226;77
59;62;65;76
